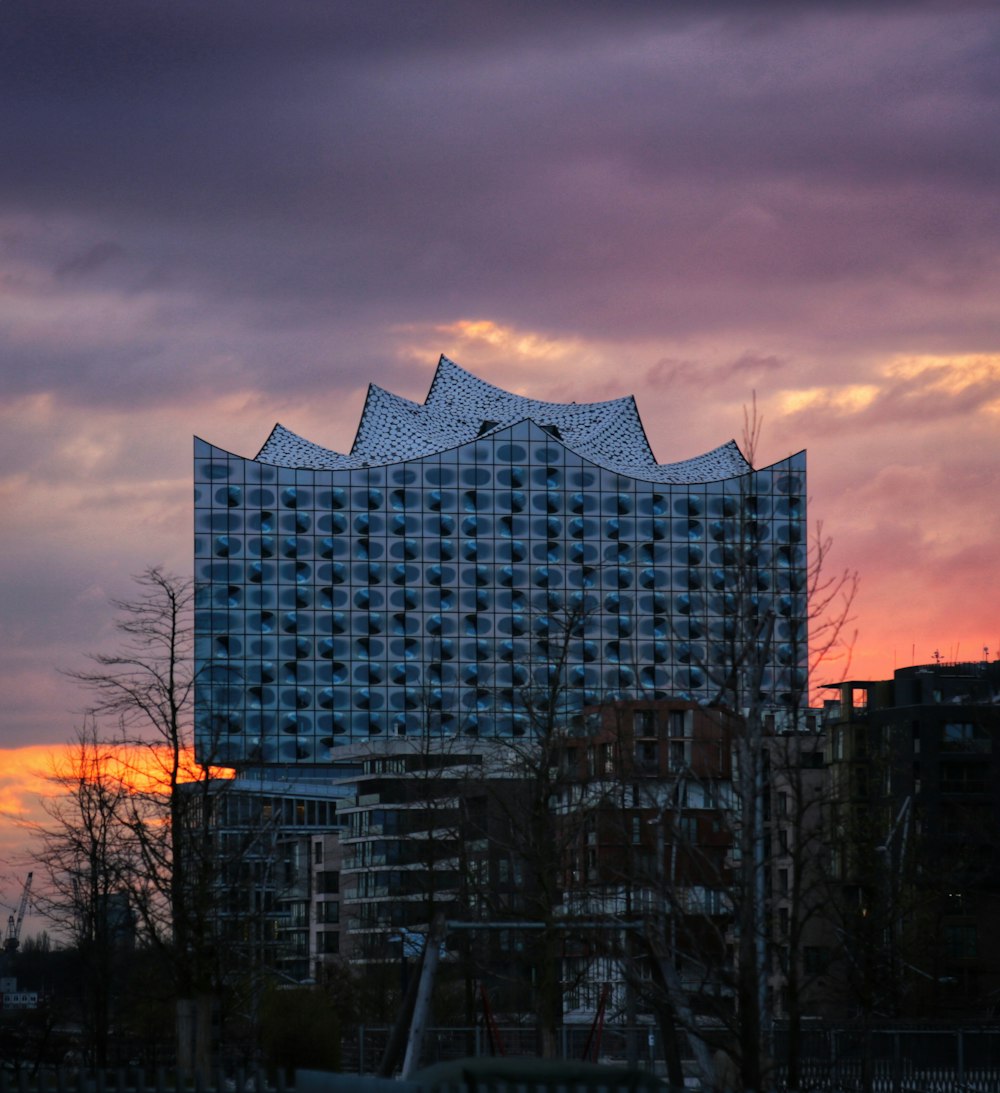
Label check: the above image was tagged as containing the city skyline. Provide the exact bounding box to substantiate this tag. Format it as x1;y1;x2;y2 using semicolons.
2;3;999;867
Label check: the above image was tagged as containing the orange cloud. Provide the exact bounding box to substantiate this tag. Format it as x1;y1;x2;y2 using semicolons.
392;318;607;397
778;384;880;416
0;746;56;820
0;743;232;868
885;353;1000;399
0;745;65;868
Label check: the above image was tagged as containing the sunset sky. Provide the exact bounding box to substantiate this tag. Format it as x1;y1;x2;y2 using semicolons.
2;2;999;881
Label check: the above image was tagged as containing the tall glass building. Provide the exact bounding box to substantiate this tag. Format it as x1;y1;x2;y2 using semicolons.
194;357;806;768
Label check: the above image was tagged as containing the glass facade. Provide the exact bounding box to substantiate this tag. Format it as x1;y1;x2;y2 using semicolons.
194;362;806;767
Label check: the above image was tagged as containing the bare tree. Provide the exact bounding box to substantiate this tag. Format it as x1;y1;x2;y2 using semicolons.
467;601;607;1058
762;717;832;1087
32;722;138;1066
67;568;221;1075
594;397;859;1091
571;699;735;1090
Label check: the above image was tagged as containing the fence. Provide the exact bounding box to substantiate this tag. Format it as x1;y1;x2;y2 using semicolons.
772;1026;1000;1092
2;1026;999;1093
0;1068;283;1093
339;1024;1000;1084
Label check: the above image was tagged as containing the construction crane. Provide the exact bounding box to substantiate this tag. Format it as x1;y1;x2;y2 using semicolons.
4;872;33;955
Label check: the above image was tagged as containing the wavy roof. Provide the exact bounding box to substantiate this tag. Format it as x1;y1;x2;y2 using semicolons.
255;355;751;484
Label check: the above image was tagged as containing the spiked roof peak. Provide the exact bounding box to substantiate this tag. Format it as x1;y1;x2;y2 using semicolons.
255;355;750;484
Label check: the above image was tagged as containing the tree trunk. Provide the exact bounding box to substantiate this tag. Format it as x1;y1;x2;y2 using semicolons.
651;950;715;1092
537;923;562;1059
176;996;213;1079
653;1000;686;1092
786;970;801;1089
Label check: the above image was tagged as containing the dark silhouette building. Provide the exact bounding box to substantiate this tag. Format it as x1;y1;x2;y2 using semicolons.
823;660;1000;1016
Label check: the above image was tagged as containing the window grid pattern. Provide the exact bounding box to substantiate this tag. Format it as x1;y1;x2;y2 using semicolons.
195;421;806;765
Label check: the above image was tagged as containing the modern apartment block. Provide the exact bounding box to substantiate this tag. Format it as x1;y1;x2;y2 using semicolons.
334;739;485;962
760;709;831;1021
202;775;343;983
555;698;742;1020
823;661;1000;1017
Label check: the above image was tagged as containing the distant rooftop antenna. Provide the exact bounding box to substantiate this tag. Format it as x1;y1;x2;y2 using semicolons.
933;649;941;664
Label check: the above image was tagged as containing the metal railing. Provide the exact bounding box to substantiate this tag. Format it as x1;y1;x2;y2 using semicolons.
4;1026;998;1093
0;1069;284;1093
